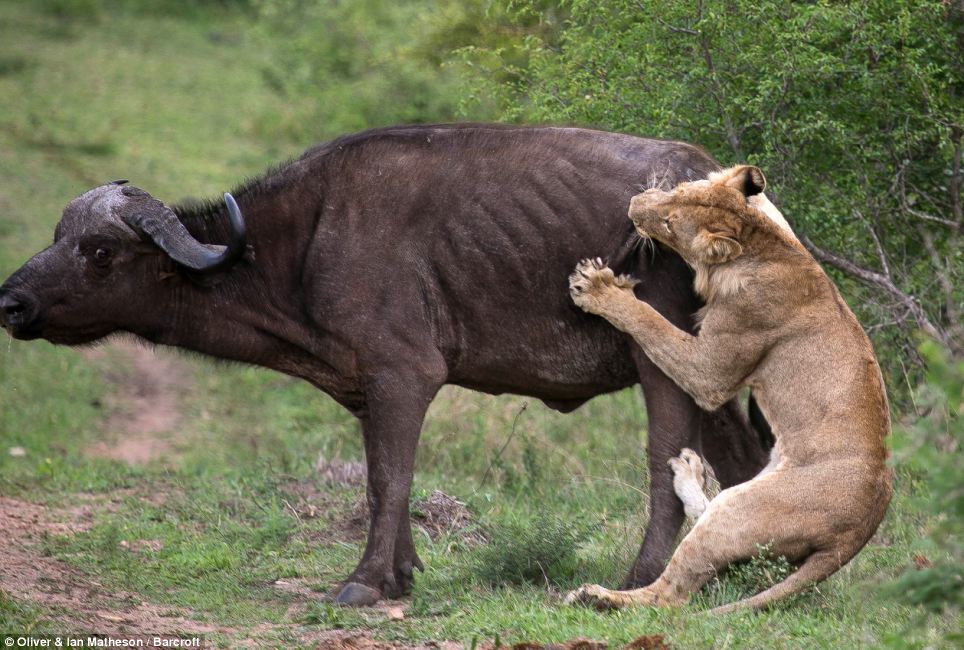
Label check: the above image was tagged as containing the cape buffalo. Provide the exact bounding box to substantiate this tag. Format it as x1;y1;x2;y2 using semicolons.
0;124;769;605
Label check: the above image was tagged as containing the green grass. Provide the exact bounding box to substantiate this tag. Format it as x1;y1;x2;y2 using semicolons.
0;1;960;647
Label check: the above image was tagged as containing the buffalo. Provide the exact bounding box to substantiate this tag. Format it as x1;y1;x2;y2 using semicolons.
0;124;769;605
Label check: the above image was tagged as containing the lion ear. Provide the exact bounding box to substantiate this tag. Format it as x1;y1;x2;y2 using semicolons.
694;229;743;264
719;165;766;197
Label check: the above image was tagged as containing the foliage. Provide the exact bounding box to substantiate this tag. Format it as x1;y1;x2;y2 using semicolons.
471;513;591;586
699;543;795;607
458;0;964;389
887;341;963;618
246;0;471;142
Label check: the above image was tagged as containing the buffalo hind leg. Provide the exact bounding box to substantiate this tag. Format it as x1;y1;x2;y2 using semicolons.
699;399;770;489
622;250;715;589
615;390;763;587
624;364;764;590
334;370;440;606
623;350;702;589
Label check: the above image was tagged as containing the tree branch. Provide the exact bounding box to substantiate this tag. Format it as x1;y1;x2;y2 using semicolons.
855;208;890;277
699;47;744;160
653;15;699;35
920;227;959;327
951;124;962;225
894;161;960;229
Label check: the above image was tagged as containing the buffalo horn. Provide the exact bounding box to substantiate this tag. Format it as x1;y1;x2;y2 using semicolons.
123;192;246;274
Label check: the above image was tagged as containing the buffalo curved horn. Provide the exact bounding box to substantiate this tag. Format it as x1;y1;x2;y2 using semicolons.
122;192;247;274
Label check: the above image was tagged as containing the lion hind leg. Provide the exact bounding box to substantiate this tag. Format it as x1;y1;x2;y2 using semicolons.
669;448;713;522
564;581;680;610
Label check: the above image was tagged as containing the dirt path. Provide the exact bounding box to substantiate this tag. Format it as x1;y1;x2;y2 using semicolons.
0;341;220;635
83;338;189;465
0;341;472;647
0;496;222;637
0;495;450;646
0;492;471;646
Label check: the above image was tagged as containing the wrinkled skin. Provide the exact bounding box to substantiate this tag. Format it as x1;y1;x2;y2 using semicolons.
0;125;770;604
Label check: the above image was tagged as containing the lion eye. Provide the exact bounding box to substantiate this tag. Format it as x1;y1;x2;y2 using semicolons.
94;247;111;260
662;218;672;233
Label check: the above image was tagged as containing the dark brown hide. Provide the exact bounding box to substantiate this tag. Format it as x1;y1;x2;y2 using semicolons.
0;124;769;604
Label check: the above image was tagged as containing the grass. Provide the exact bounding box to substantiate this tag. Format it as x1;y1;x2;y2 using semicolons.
0;1;960;647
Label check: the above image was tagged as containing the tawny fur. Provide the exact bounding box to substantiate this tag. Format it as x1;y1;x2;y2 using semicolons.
565;165;893;613
668;448;715;522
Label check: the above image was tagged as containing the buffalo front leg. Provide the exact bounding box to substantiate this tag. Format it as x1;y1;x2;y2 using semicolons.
393;506;424;592
334;373;439;606
623;349;702;588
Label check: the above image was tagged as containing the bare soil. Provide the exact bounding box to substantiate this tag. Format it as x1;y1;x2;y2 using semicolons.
82;338;189;465
1;340;216;635
0;496;221;637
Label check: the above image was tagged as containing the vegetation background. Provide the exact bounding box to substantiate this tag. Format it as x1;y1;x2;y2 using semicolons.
0;0;960;647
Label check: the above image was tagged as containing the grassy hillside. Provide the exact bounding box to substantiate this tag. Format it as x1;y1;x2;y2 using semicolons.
0;2;958;647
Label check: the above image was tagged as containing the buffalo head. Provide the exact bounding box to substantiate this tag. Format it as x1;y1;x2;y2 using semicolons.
0;182;245;344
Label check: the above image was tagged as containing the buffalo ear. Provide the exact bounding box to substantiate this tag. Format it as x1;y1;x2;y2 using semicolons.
694;229;743;265
719;165;766;197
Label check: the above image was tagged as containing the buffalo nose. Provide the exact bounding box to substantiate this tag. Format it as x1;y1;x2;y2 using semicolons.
0;291;27;323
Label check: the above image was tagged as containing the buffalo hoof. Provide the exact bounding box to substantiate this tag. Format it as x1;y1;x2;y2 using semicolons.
334;581;381;606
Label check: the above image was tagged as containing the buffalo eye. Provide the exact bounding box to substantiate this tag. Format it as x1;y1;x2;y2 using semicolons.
91;246;113;266
80;236;119;268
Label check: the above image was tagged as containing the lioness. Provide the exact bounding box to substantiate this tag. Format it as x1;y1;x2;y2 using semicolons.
565;165;892;613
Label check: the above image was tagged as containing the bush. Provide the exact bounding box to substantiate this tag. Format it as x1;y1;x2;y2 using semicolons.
700;543;795;607
887;342;963;614
472;513;591;586
247;0;474;143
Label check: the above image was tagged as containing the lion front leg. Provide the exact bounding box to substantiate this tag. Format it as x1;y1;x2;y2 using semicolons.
569;257;639;317
569;259;748;412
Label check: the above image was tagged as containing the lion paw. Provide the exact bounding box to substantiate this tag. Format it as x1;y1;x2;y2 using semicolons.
569;258;638;314
669;448;712;521
564;583;626;610
668;448;706;490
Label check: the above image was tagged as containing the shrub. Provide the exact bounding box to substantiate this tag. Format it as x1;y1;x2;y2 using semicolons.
472;513;591;586
886;342;963;614
700;543;795;607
